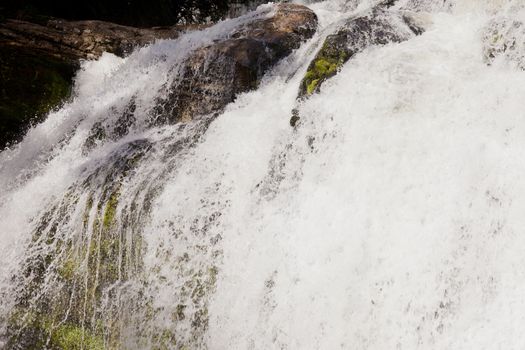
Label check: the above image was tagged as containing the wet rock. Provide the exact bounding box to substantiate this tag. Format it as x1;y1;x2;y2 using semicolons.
1;3;317;147
157;3;318;122
298;7;423;100
3;139;152;350
290;5;424;126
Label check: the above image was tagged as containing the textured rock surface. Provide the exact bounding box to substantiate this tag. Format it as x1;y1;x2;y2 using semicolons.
0;18;192;61
0;3;317;147
157;3;318;122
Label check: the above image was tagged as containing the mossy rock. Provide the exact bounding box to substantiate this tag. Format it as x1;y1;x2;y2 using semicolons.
298;10;416;99
3;143;153;349
6;311;105;350
292;8;425;126
0;45;75;148
50;324;105;350
299;40;349;97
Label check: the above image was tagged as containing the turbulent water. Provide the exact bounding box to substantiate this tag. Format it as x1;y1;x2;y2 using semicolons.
2;0;525;348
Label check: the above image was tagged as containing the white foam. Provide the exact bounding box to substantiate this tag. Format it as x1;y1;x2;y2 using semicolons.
2;1;525;348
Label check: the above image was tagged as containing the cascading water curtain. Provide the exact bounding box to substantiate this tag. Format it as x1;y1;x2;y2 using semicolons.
2;0;525;349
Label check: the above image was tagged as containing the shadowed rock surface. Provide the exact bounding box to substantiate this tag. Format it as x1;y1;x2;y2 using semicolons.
0;45;75;147
1;0;258;27
0;19;193;148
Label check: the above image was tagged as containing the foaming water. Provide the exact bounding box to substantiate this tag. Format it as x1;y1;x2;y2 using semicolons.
2;0;525;349
209;7;525;347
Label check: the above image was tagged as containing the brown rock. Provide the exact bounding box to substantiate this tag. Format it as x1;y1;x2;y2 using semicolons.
157;3;318;123
0;18;202;62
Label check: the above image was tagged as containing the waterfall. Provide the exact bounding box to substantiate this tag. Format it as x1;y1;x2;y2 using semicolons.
2;0;525;348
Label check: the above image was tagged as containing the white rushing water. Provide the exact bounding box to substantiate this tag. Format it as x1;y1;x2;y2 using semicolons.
2;0;525;348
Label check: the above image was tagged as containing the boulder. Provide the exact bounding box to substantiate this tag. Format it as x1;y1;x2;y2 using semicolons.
156;3;318;122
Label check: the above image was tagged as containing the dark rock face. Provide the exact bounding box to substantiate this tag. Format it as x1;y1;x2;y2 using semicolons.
0;19;195;148
157;3;318;122
0;19;191;61
0;45;76;147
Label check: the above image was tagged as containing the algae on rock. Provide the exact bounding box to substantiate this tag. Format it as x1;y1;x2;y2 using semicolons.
300;43;349;97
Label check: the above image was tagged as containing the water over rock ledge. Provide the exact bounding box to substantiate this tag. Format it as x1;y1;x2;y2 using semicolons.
0;18;184;148
0;3;318;147
1;4;318;349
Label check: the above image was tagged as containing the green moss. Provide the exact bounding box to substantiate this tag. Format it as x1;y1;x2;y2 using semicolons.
300;41;350;98
99;236;120;281
7;147;153;348
6;312;105;350
50;324;105;350
5;311;47;350
103;190;120;230
153;329;177;350
306;78;320;95
314;58;338;76
57;257;79;280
